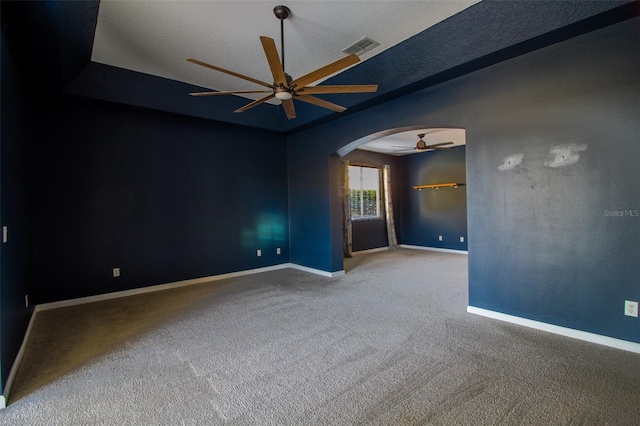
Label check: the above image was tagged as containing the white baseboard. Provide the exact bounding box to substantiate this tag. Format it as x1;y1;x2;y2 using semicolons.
37;264;291;311
351;247;390;256
37;263;338;312
1;307;38;407
399;244;468;255
1;261;341;408
467;306;640;354
288;263;345;277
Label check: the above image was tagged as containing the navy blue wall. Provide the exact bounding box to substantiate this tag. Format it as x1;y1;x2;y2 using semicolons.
287;138;334;271
288;18;639;342
398;146;467;251
0;29;35;394
32;97;289;304
465;21;640;341
0;3;638;400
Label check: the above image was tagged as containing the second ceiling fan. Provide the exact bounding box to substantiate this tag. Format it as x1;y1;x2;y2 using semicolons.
393;134;454;153
187;5;378;120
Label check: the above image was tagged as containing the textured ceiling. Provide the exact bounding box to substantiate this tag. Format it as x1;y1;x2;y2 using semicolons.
92;1;478;105
2;1;636;136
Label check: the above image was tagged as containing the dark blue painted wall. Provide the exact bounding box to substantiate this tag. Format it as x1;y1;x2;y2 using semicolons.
0;28;35;394
465;20;640;340
0;0;99;93
288;18;640;342
0;2;638;400
32;97;289;304
398;146;467;251
0;0;637;405
66;62;286;132
287;139;332;271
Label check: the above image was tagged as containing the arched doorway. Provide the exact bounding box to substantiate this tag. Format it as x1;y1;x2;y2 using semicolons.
334;127;467;271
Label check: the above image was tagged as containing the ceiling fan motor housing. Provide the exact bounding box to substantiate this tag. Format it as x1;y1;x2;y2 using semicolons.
273;5;291;20
416;135;427;150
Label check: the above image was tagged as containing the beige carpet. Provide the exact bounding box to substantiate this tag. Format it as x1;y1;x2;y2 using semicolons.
1;249;639;425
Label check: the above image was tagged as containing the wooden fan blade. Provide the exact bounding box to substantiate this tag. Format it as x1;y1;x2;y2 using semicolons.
425;142;454;148
187;58;274;89
281;98;296;120
290;54;360;89
260;36;287;86
189;90;272;97
296;85;378;95
234;93;275;113
294;95;346;113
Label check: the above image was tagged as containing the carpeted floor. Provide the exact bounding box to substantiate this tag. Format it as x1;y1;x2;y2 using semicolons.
1;249;639;425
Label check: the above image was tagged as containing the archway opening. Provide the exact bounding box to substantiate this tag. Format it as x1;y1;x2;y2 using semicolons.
335;126;467;272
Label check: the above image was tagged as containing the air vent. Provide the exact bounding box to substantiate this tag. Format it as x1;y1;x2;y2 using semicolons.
342;37;380;56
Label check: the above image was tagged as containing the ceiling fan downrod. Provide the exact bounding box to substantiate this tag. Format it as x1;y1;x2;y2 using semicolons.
273;5;290;75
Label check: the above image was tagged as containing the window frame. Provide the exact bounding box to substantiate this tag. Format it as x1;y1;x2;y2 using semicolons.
348;163;384;222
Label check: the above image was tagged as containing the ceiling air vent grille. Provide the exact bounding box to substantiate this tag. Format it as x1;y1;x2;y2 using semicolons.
342;37;380;56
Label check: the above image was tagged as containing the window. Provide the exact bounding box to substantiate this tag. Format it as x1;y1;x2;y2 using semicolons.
349;165;381;220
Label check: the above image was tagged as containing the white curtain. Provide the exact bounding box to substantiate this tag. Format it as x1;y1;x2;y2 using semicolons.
342;161;353;257
383;165;398;249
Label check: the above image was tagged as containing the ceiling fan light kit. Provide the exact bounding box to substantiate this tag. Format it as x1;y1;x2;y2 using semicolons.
186;5;378;119
274;89;293;100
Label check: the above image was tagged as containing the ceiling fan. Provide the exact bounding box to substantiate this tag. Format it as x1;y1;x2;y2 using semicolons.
393;134;454;153
186;5;378;120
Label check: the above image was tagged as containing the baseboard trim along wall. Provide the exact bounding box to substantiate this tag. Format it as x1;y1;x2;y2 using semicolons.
0;262;344;408
351;247;390;256
288;263;345;277
37;263;342;312
467;306;640;354
399;244;468;255
1;307;38;408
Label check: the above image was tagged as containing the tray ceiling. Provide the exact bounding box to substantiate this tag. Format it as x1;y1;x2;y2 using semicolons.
92;1;478;105
3;1;635;134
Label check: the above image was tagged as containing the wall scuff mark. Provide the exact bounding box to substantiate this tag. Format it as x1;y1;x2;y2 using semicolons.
544;144;588;168
498;153;524;171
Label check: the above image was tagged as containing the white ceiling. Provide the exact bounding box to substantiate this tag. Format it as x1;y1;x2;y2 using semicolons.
357;128;466;156
92;0;479;107
91;1;476;151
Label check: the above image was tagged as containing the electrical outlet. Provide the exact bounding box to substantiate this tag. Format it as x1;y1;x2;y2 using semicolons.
276;247;281;255
624;300;638;317
438;236;443;241
113;267;120;278
257;249;262;257
460;237;465;243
